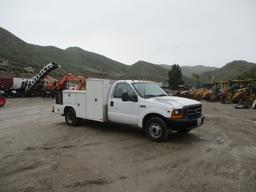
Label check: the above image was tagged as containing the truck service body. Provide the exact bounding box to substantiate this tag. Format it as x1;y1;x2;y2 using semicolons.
53;78;204;141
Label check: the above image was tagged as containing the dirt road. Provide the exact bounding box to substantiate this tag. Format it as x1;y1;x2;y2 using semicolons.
0;98;256;192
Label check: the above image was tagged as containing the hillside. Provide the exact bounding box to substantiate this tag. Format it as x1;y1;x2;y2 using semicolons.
200;60;256;82
0;27;45;75
0;27;171;82
0;27;129;77
161;64;217;77
0;27;255;85
237;66;256;80
161;64;217;84
124;61;168;82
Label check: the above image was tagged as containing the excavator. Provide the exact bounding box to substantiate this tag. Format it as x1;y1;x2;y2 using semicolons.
55;73;86;91
41;73;87;97
52;74;87;104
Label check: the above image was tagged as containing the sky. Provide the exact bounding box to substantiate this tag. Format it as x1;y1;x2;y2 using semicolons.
0;0;255;67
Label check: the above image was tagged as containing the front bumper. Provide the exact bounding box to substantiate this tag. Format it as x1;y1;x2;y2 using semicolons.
164;115;205;131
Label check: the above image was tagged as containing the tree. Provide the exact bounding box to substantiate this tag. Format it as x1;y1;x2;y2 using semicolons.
192;72;200;88
168;64;183;89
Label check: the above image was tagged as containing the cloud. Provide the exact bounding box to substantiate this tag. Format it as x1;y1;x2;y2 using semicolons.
0;0;255;67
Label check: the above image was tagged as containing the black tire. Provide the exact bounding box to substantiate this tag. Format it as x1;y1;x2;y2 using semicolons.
65;108;78;126
145;117;168;142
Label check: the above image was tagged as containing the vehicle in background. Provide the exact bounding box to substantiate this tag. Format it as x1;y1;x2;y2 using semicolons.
25;63;59;96
0;63;59;97
54;73;86;91
0;90;6;107
0;77;28;97
41;76;58;98
53;78;204;142
41;74;87;98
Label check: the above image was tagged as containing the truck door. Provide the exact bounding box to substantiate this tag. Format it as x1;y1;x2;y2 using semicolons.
108;83;139;125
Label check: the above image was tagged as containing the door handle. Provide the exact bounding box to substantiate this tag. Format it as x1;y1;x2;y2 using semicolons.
110;101;114;107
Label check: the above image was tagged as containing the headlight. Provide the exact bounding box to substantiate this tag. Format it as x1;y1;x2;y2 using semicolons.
171;109;184;119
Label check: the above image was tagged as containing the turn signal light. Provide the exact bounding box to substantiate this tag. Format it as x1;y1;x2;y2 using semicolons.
171;109;183;119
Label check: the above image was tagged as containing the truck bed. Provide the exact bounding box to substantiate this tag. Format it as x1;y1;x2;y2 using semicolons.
54;79;113;122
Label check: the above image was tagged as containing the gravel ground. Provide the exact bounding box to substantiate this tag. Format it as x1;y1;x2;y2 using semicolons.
0;98;256;192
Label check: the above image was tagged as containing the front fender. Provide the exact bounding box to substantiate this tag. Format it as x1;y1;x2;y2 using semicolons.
138;107;171;128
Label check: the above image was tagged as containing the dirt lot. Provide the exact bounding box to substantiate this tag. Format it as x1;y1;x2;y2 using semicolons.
0;98;256;192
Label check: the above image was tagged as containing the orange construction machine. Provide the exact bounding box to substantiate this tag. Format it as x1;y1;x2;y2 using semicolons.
41;74;87;97
55;73;87;91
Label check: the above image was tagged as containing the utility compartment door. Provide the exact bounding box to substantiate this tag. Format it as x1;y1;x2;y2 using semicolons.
76;93;86;119
63;91;77;104
63;90;86;119
86;80;104;121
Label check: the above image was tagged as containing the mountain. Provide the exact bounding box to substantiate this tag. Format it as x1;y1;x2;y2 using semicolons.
161;64;217;84
0;27;172;82
237;66;256;80
200;60;256;82
124;61;168;82
180;65;217;77
0;27;255;85
0;27;131;77
161;64;217;77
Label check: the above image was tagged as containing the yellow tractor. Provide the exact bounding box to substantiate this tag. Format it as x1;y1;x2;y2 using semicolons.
232;80;256;106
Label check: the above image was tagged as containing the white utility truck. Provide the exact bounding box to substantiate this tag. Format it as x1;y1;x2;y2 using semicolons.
53;78;204;141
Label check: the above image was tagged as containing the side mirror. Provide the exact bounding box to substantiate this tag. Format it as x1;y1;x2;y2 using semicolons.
132;95;138;102
121;92;129;101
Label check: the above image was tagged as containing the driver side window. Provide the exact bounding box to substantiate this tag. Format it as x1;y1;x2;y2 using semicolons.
114;83;135;98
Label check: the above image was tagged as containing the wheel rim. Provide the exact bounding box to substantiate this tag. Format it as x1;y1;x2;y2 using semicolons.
149;123;162;138
67;111;74;123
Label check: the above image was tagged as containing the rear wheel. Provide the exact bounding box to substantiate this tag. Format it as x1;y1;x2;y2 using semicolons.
145;117;168;142
65;108;78;126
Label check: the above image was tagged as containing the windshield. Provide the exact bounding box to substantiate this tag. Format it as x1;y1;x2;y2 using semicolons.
132;82;167;98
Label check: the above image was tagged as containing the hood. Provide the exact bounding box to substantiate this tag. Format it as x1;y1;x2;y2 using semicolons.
153;96;201;108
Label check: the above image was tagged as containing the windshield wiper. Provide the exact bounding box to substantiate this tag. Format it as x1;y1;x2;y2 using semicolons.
144;95;157;98
156;94;167;97
144;94;167;98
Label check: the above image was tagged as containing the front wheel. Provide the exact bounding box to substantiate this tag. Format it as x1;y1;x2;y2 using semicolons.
65;108;78;126
145;117;168;142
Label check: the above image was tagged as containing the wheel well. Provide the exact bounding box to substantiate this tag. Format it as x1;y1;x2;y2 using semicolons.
142;113;165;129
64;106;74;115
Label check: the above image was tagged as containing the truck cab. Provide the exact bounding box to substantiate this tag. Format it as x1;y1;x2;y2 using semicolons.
53;79;204;142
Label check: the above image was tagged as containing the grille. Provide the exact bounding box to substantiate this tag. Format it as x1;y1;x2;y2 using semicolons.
185;104;202;119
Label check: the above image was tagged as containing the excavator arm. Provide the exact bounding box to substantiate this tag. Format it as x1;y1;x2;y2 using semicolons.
55;74;87;91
